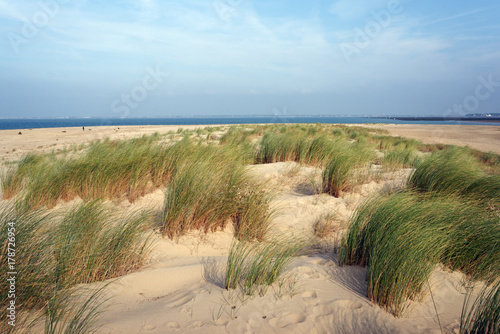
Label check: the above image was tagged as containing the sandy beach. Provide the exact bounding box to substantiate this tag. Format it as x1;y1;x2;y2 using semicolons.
356;124;500;155
1;124;499;162
1;124;498;334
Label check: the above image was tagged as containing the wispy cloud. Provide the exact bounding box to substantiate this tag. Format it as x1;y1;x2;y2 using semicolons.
327;0;389;19
420;8;490;26
0;0;30;21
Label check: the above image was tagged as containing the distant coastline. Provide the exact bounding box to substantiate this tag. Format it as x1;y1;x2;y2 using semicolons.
0;116;499;130
375;116;500;123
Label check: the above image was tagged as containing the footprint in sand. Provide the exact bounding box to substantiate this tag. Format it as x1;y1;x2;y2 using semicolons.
214;319;229;326
165;322;181;328
301;291;319;305
313;300;363;316
181;305;192;314
269;313;306;328
143;324;156;331
296;266;321;279
331;300;363;310
188;321;205;329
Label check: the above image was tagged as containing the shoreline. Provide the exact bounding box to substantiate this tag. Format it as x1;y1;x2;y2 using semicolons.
1;117;499;131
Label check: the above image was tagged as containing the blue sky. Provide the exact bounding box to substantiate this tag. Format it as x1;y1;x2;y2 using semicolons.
1;0;499;118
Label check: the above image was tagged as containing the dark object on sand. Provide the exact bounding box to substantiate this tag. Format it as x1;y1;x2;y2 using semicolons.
83;126;85;131
18;131;22;135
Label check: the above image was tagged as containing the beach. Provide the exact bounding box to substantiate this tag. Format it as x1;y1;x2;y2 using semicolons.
356;124;500;155
1;124;498;334
1;124;498;162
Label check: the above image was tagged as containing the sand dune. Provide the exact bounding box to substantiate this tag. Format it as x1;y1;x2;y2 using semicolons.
87;161;467;334
1;124;497;333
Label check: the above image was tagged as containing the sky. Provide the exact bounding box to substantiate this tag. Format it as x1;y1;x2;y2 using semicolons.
0;0;499;118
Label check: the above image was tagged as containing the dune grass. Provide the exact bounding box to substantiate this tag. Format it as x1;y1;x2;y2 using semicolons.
0;201;151;332
53;201;151;287
231;187;274;242
2;124;440;209
1;204;55;310
338;192;500;316
408;147;500;206
312;212;341;239
251;126;379;198
408;147;482;194
382;147;420;171
322;141;374;198
468;149;500;175
460;280;500;334
42;285;110;334
160;147;245;239
375;135;419;152
255;131;308;164
254;125;354;166
225;236;307;296
322;150;360;198
160;144;272;241
1;285;109;334
1;135;194;208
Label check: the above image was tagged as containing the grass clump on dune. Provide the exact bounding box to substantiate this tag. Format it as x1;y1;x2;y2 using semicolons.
160;148;244;239
408;147;482;194
468;149;500;175
302;135;338;165
1;135;193;208
41;285;110;334
0;204;55;310
313;212;341;239
160;145;273;241
53;201;151;287
255;126;349;166
74;135;191;202
1;153;71;208
0;201;151;332
382;147;420;171
253;126;378;198
408;147;500;206
322;150;360;198
322;142;374;198
225;236;307;296
255;131;307;164
231;187;274;242
338;192;500;316
375;135;419;152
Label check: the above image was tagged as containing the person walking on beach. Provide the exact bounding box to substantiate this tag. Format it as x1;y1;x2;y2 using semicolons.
82;126;85;131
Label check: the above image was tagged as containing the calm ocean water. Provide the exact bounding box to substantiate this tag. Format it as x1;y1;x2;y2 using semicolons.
0;117;498;130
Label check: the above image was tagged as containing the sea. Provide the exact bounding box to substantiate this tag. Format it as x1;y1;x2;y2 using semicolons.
0;117;498;130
